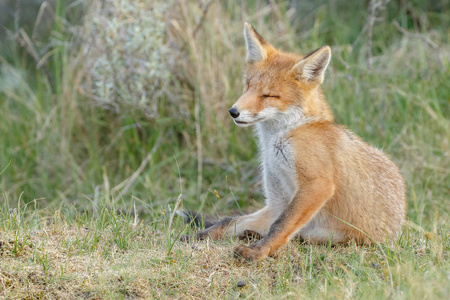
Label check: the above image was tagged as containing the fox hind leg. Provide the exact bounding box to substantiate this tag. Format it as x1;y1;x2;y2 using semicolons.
177;210;218;229
181;206;278;241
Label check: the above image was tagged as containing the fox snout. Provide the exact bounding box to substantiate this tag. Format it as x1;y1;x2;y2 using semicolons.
229;107;240;118
229;106;257;127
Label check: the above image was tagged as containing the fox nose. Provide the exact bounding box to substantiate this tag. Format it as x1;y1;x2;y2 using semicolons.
229;107;240;118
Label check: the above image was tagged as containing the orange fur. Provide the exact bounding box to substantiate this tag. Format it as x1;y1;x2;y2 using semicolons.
187;23;406;262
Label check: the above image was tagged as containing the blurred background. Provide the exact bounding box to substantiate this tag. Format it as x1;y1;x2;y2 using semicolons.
0;0;448;226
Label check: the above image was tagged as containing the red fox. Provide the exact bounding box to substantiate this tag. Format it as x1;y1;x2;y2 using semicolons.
183;23;406;262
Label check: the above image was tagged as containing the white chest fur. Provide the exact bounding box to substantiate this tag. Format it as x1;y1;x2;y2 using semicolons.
255;115;302;208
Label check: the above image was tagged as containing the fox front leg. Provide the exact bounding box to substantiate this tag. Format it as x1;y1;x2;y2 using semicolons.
234;178;335;262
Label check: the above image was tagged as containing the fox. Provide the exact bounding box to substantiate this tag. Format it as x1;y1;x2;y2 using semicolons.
182;22;406;262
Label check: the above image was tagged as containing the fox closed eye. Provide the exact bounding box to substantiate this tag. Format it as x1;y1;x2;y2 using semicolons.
262;94;280;99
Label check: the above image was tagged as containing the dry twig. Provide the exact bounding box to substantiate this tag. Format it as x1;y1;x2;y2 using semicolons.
193;1;213;38
366;0;390;69
393;21;447;71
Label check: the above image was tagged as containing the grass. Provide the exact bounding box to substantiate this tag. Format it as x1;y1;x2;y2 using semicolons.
0;201;449;298
0;0;449;298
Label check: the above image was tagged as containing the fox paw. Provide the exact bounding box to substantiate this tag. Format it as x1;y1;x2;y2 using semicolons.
233;243;269;262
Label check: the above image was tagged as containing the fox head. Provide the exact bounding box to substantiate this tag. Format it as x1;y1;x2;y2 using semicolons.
230;23;334;127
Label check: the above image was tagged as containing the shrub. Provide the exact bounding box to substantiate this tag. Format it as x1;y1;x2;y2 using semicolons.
81;0;172;119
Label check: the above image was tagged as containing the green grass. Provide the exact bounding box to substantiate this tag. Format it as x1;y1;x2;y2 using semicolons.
0;201;448;298
0;0;449;298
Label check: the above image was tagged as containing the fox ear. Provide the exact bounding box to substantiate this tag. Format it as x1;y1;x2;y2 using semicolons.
292;46;331;85
244;22;271;63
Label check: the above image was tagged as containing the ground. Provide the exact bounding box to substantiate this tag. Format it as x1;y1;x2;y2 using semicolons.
0;207;449;299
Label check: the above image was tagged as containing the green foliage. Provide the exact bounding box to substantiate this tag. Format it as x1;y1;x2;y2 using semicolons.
1;0;448;223
0;1;448;297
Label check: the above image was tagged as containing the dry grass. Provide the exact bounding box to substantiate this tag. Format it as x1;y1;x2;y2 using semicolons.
0;206;449;299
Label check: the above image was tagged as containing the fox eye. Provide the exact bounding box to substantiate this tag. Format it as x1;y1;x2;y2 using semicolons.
262;94;280;99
